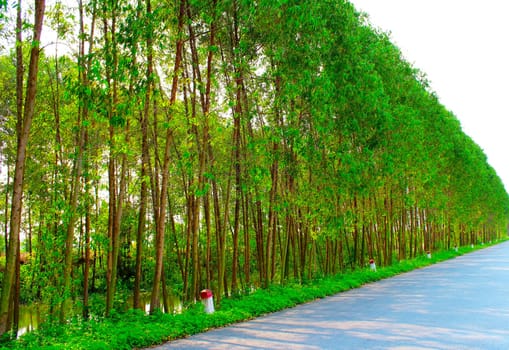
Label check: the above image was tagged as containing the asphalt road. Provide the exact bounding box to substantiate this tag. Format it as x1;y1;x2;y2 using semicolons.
151;241;509;349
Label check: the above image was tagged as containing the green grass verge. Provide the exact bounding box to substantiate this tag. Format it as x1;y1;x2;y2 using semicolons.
1;241;505;350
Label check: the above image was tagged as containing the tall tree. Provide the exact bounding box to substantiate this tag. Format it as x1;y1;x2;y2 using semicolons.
78;0;97;319
150;0;186;314
0;0;46;336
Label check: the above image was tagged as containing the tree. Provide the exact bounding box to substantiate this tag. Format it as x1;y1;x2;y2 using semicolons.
0;0;46;336
149;0;186;314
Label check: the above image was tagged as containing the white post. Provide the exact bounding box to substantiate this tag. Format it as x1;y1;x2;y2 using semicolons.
369;259;376;272
200;289;215;314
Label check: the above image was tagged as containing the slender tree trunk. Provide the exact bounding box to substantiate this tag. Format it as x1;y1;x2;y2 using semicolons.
218;165;233;300
182;192;192;300
0;0;45;336
150;0;186;313
203;0;218;290
185;0;217;299
399;199;406;260
353;196;359;265
134;103;149;310
82;188;91;317
204;192;212;288
106;133;128;315
78;0;96;319
213;177;226;304
103;0;125;316
231;102;241;292
253;198;264;284
59;63;87;323
11;239;20;336
242;190;250;288
134;0;153;310
3;164;8;257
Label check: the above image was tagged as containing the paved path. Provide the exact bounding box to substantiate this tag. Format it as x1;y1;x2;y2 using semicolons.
152;241;509;349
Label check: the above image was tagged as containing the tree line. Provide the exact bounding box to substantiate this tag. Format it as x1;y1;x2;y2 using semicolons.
0;0;508;337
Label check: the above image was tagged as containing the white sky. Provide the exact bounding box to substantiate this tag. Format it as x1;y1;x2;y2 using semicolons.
350;0;509;192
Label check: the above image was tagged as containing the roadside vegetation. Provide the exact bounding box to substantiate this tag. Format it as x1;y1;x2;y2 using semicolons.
0;0;508;346
1;242;505;349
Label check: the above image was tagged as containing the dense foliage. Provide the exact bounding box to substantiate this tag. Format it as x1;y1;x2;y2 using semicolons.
0;0;508;340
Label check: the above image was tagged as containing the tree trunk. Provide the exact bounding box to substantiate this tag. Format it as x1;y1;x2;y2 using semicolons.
3;164;9;258
185;0;217;300
59;23;94;319
133;0;153;311
104;1;125;316
150;0;185;314
0;0;45;336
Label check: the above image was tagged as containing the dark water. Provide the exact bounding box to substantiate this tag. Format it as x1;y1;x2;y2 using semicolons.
18;303;44;336
18;293;182;336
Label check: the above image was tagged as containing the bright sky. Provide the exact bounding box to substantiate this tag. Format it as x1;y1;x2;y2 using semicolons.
350;0;509;193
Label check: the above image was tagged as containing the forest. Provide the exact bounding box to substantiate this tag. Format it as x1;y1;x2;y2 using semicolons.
0;0;508;340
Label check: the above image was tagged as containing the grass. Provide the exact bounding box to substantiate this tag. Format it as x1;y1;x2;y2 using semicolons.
1;241;504;349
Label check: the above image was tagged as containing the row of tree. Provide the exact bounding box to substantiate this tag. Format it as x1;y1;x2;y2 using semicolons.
0;0;508;337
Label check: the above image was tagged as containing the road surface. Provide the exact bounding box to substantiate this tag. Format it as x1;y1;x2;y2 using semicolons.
151;241;509;349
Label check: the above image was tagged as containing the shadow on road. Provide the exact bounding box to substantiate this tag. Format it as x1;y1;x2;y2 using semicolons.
156;243;509;349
